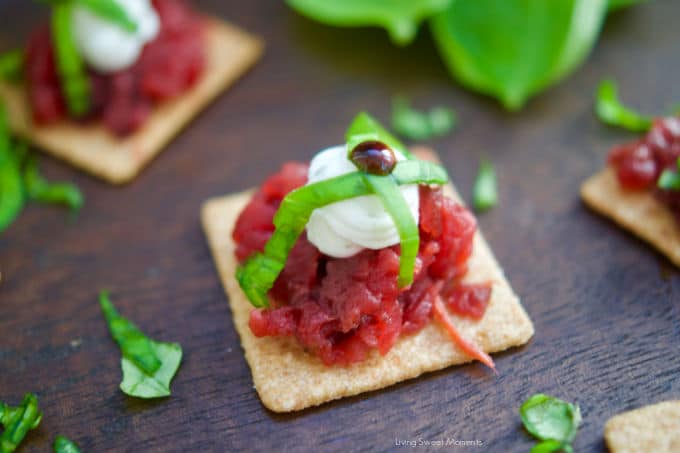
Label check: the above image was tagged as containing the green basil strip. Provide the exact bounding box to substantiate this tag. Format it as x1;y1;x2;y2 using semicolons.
430;0;608;110
237;160;448;307
0;50;23;82
0;394;42;453
363;174;419;287
520;394;581;450
596;79;653;132
53;436;81;453
23;157;84;213
473;158;497;212
77;0;138;32
52;3;91;117
100;291;162;375
287;0;453;45
346;111;414;160
0;104;24;234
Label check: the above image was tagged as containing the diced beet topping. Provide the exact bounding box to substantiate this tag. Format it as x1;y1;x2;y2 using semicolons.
233;162;492;366
608;116;680;221
23;0;205;136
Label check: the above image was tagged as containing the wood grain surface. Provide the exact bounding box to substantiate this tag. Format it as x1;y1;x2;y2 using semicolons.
1;1;679;451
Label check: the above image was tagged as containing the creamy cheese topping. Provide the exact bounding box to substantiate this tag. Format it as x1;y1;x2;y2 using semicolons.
71;0;160;74
305;145;419;258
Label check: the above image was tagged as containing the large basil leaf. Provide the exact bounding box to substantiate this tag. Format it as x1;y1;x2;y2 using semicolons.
430;0;608;109
287;0;453;45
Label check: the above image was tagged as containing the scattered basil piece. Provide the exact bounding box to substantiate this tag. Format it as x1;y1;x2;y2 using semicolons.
596;79;653;132
520;394;581;452
23;157;84;213
431;0;608;110
0;394;43;453
100;291;182;398
76;0;138;32
473;158;497;213
0;104;24;234
51;2;91;117
287;0;453;45
53;435;81;453
391;96;456;141
0;50;23;82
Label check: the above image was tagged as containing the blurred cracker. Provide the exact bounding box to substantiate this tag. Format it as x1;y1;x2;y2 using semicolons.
605;400;680;453
581;167;680;266
201;148;534;412
0;18;263;184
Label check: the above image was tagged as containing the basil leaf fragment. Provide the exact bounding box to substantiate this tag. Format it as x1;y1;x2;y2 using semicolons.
473;159;497;213
0;104;24;234
391;96;456;141
51;2;91;117
520;394;581;452
430;0;608;110
77;0;138;32
287;0;453;45
596;79;653;132
0;50;23;82
0;394;43;453
658;158;680;191
24;157;84;213
53;435;81;453
100;291;182;398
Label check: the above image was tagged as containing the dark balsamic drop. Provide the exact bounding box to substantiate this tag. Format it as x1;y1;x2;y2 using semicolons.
350;141;397;176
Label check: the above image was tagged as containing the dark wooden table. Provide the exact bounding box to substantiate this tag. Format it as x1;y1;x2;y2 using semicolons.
1;1;679;451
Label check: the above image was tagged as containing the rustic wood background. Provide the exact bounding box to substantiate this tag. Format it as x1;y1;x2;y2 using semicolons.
1;1;679;451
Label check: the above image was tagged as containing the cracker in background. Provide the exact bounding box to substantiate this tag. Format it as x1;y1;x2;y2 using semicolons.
581;167;680;266
0;18;263;184
201;149;534;412
604;400;680;453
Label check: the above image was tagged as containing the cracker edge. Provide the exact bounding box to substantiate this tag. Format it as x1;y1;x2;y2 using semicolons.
580;167;680;267
0;17;263;184
201;148;534;412
604;400;680;453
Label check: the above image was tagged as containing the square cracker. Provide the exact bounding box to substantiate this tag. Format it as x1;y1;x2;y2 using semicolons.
0;18;263;184
604;400;680;453
201;148;534;412
581;167;680;267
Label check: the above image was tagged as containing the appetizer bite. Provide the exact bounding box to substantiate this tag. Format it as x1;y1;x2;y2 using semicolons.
202;113;533;412
604;400;680;453
0;0;262;183
581;116;680;266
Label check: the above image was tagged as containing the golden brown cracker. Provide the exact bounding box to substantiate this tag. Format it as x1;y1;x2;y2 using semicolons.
0;18;263;184
581;167;680;266
201;149;534;412
604;401;680;453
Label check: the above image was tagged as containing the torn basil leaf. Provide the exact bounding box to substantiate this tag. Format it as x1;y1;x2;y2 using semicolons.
53;436;81;453
287;0;453;45
0;394;42;453
0;104;24;234
23;157;84;213
100;291;183;398
473;158;497;213
520;394;581;452
430;0;608;110
391;96;456;141
596;79;653;132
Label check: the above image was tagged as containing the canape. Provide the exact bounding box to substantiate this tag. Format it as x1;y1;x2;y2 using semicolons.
581;116;680;265
202;113;534;412
0;0;262;183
